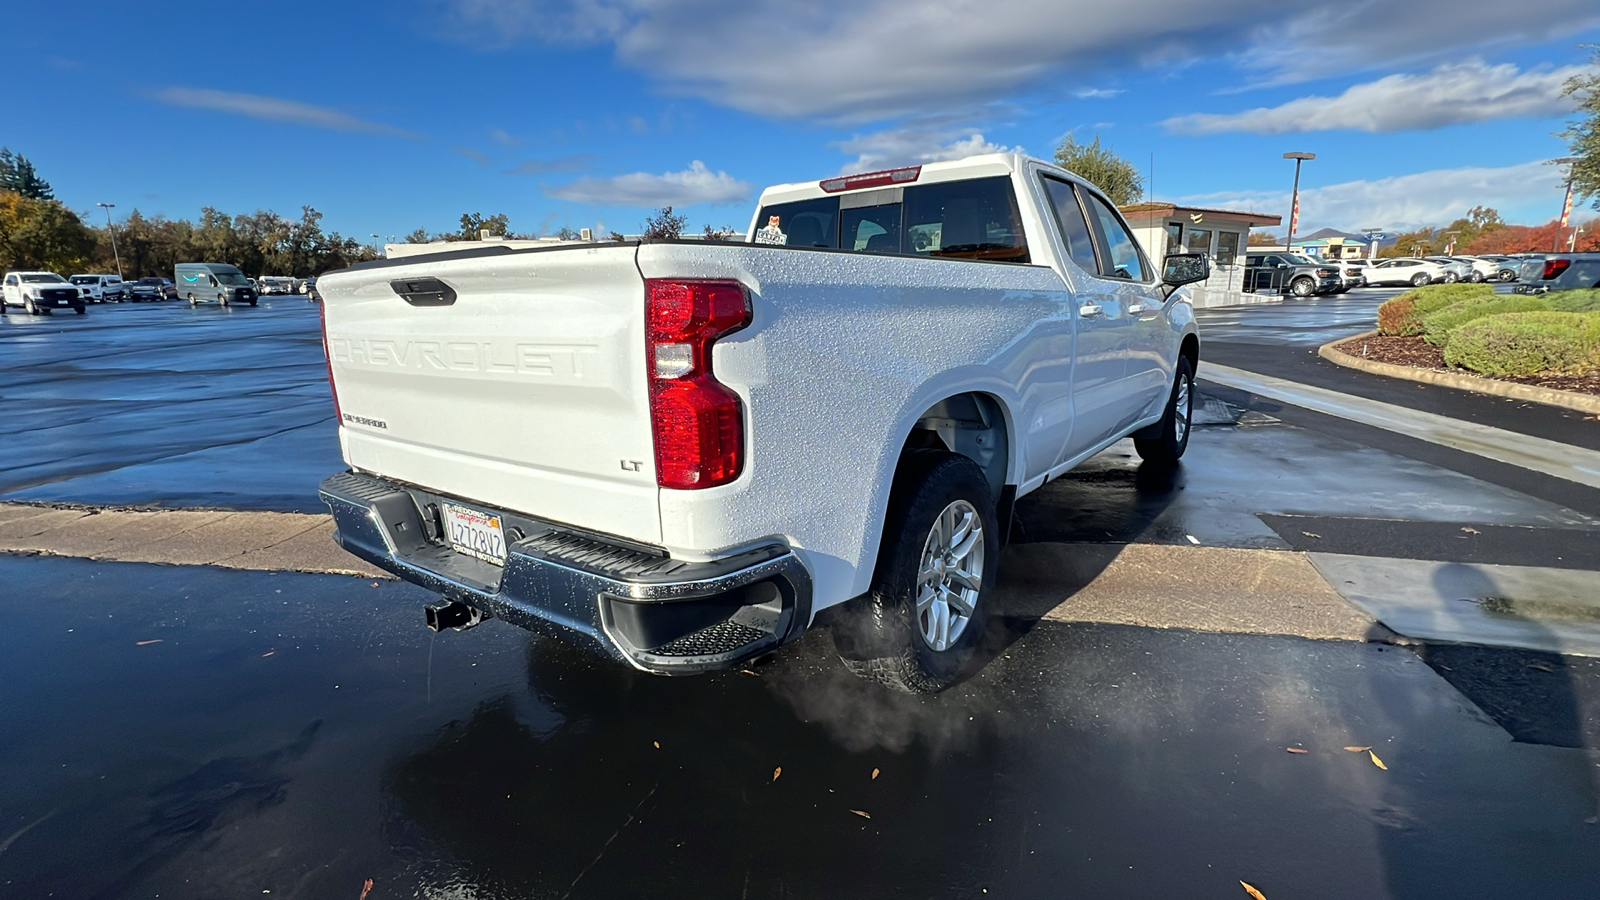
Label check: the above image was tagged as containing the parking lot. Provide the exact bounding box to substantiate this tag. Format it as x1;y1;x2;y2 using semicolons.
3;290;1600;898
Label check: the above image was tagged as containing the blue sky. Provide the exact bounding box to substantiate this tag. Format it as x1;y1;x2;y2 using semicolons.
6;0;1598;241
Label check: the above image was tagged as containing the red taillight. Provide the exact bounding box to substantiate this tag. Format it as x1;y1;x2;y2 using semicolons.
819;165;921;193
1543;258;1571;280
645;279;750;489
317;297;343;424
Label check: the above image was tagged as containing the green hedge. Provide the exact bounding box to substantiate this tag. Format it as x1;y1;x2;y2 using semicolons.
1421;296;1551;346
1546;289;1600;313
1375;283;1496;336
1443;311;1600;376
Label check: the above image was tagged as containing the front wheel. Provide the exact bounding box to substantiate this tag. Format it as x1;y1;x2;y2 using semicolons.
75;306;86;315
1411;273;1430;287
1134;355;1195;465
832;451;998;694
1442;272;1459;283
1499;270;1517;282
24;298;36;315
1290;277;1315;297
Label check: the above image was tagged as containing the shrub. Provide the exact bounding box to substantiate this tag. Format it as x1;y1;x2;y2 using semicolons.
1443;311;1600;376
1421;296;1550;346
1375;283;1495;335
1546;288;1600;313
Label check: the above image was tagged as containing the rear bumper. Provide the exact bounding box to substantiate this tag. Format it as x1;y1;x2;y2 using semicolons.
319;471;812;674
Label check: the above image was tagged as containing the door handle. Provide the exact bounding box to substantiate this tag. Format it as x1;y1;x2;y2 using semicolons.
1128;303;1148;315
1078;303;1104;318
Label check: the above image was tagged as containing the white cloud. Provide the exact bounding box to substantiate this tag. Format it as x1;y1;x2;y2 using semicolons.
832;128;1023;174
1176;160;1568;233
545;160;753;206
152;87;422;137
489;127;523;146
1164;60;1589;134
439;0;1600;121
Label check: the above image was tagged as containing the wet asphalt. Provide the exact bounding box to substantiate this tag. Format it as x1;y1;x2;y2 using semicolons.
4;289;1600;898
2;554;1598;899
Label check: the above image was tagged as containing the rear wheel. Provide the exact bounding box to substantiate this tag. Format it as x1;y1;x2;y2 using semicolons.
187;294;198;307
1134;355;1195;465
832;451;997;694
1410;272;1430;287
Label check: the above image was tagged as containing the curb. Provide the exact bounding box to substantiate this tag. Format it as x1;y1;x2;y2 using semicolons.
1318;330;1600;415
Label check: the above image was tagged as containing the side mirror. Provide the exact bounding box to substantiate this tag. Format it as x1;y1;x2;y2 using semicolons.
1161;252;1210;288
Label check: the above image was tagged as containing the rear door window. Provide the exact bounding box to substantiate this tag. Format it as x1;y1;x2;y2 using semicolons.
841;203;902;252
1039;177;1099;273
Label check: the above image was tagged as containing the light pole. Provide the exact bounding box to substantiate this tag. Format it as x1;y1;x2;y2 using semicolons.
1282;152;1315;253
370;233;380;255
1442;230;1460;256
97;202;123;280
1551;157;1579;252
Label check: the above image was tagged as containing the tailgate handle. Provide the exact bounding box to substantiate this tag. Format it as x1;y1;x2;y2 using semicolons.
390;278;456;307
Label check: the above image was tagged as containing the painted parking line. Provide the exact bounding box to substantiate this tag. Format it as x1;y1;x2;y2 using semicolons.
1199;363;1600;491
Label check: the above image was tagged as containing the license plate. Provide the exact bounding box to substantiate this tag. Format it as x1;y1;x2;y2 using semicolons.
442;503;507;566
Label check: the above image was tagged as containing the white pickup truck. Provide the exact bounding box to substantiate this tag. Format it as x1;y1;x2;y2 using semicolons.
316;153;1207;692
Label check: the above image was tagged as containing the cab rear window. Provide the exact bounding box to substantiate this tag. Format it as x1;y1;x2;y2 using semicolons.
756;176;1029;264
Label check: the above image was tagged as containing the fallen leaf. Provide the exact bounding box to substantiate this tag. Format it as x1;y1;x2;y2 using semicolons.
871;768;880;780
1461;526;1481;534
359;878;374;900
772;767;781;782
652;741;660;749
1300;531;1321;539
738;669;759;676
1240;881;1268;900
135;639;163;646
370;582;380;587
261;651;276;658
1369;750;1388;770
850;809;871;819
1286;747;1308;754
1527;662;1555;673
1343;746;1371;752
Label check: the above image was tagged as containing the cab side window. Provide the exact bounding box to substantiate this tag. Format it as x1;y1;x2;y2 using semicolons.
1039;177;1100;273
1083;193;1147;281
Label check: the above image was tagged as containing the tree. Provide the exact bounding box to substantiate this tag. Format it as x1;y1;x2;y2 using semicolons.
557;226;580;241
702;224;738;242
641;206;687;239
1053;133;1143;206
0;193;95;271
1378;227;1439;258
1561;46;1600;209
446;212;510;241
404;228;431;244
1248;231;1279;246
0;149;54;200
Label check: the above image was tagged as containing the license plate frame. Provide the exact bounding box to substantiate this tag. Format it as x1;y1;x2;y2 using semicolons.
441;502;508;566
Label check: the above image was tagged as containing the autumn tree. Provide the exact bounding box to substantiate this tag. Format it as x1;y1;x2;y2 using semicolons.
0;192;96;271
1053;133;1144;206
1248;231;1279;245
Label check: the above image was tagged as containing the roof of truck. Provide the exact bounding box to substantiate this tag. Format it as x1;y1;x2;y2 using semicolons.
754;153;1044;208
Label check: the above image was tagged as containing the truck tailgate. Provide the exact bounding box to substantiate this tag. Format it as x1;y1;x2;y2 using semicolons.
318;245;661;545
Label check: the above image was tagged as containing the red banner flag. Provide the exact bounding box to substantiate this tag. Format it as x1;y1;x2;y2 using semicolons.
1560;182;1575;228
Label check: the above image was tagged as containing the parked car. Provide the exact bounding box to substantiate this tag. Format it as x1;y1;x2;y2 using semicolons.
1364;258;1448;287
3;271;88;315
133;276;179;300
1325;258;1370;289
1473;255;1521;282
257;275;295;295
315;152;1211;692
1243;252;1342;296
68;273;125;302
175;262;259;306
1513;253;1600;293
1421;257;1473;283
123;279;163;302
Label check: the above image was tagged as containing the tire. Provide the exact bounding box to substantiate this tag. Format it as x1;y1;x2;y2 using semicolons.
220;293;230;307
24;298;36;315
1442;272;1459;283
832;451;998;694
1290;277;1315;297
248;299;257;306
1134;355;1195;465
188;294;198;307
1499;270;1517;282
1410;272;1430;287
75;306;86;315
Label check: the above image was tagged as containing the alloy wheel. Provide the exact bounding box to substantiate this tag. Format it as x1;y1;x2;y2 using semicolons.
915;500;984;652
